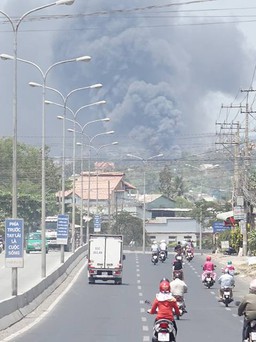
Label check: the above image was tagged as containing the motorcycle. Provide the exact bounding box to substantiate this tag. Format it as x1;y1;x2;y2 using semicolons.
145;300;177;341
221;286;233;307
159;251;166;263
152;319;176;342
151;253;159;265
247;320;256;341
173;295;186;320
173;269;184;280
203;272;215;289
186;251;193;262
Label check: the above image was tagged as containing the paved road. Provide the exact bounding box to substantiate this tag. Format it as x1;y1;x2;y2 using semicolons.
0;252;247;342
0;249;72;301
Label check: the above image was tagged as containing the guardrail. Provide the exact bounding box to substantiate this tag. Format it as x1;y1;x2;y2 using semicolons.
0;244;87;331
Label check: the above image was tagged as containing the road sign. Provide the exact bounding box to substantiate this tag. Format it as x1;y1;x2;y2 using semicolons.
212;221;231;233
57;214;69;244
233;206;245;220
5;219;24;268
94;214;101;233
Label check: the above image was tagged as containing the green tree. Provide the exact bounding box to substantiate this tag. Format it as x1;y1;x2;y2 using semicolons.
159;165;173;198
0;138;60;229
110;211;143;246
159;165;185;199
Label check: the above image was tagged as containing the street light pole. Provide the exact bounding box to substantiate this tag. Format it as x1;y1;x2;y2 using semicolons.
4;55;91;278
31;83;102;262
94;142;119;214
85;132;115;242
0;0;75;296
126;153;163;253
52;103;107;252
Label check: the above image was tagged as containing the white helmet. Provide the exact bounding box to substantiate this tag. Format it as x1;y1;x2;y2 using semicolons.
250;279;256;293
161;240;165;243
153;240;157;244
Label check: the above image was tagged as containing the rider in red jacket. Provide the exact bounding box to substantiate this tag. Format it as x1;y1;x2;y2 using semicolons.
148;279;180;334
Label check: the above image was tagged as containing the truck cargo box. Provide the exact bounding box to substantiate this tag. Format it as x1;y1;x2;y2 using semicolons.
87;234;124;284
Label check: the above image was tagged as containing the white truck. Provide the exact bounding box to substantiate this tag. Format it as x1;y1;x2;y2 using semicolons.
45;216;71;251
87;234;125;285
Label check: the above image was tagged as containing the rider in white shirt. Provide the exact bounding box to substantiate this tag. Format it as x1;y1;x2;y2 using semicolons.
151;241;159;255
159;240;168;258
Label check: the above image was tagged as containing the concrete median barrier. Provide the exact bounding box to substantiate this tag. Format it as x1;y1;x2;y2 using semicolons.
0;245;87;330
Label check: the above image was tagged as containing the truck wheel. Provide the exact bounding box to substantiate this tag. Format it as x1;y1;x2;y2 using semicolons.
88;277;95;284
115;279;122;285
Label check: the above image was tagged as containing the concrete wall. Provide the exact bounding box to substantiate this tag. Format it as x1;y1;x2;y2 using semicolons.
0;245;87;331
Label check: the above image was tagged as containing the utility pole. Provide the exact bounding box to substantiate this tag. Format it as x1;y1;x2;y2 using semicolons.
216;120;242;203
240;88;256;255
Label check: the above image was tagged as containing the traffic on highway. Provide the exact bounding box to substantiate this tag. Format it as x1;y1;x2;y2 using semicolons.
0;250;248;342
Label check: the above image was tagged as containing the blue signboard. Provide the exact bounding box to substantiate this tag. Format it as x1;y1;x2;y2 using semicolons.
57;214;69;245
212;221;231;233
94;214;101;233
5;219;24;268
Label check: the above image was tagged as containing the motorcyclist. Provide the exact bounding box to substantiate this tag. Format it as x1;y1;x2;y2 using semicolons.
238;279;256;342
159;239;168;258
173;254;184;280
223;260;235;276
174;241;182;253
201;255;216;282
151;240;159;255
185;245;194;258
218;268;235;302
147;279;180;336
170;272;188;312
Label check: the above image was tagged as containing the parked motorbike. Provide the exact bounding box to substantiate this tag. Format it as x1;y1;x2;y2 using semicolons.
151;253;159;265
221;286;233;307
173;295;186;320
152;319;176;342
203;272;215;289
159;251;166;263
186;251;193;262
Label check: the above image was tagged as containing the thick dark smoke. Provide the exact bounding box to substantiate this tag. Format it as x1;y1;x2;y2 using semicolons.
0;1;255;159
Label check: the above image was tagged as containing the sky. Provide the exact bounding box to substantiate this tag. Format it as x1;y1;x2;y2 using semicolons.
1;0;256;162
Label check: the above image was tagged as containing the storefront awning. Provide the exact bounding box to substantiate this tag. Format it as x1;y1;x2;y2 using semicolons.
216;211;234;221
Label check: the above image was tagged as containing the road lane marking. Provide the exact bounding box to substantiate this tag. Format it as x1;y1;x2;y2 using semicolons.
2;262;86;341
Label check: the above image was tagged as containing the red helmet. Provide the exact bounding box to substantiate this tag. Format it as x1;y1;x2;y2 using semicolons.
206;256;211;261
159;280;171;293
